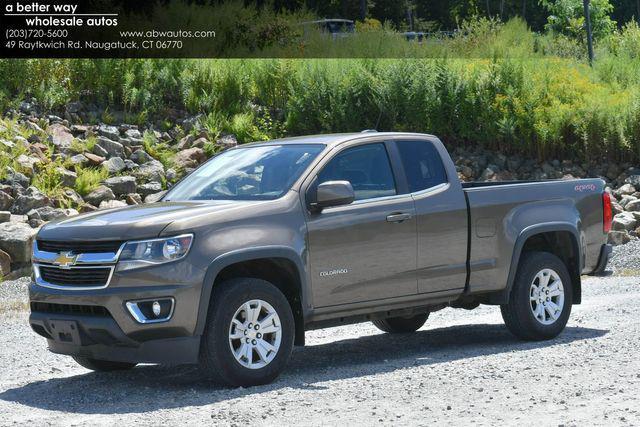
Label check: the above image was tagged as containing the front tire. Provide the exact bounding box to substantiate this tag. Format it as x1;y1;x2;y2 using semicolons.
372;312;429;333
200;278;294;387
73;357;137;371
501;251;573;341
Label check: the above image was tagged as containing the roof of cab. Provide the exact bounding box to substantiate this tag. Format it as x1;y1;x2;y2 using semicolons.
243;132;437;148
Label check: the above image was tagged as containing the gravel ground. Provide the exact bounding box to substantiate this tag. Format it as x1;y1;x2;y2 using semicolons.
609;239;640;275
0;252;639;426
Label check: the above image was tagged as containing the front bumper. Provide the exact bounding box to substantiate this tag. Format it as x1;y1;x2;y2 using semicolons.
29;271;205;364
589;243;612;276
29;310;200;364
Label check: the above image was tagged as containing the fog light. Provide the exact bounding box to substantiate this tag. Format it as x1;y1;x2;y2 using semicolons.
152;301;161;317
126;298;174;324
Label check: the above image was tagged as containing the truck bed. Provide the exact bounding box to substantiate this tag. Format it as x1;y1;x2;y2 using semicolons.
461;177;605;296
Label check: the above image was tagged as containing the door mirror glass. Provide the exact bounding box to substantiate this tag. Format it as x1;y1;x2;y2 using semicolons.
315;180;355;209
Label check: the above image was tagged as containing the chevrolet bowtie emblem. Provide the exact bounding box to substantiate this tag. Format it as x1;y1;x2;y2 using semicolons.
54;252;77;268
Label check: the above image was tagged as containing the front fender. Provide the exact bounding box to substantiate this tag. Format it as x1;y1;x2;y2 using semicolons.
194;246;308;336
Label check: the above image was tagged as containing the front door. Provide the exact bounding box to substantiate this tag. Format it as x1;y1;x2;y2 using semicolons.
306;142;418;307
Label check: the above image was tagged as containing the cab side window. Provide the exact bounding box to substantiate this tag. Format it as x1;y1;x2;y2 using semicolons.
318;143;397;201
396;140;447;192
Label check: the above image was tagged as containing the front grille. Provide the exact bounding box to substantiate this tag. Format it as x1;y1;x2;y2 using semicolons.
37;240;123;254
39;266;111;287
30;302;112;318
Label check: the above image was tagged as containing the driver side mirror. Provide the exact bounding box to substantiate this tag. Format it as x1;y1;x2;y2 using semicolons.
312;180;355;211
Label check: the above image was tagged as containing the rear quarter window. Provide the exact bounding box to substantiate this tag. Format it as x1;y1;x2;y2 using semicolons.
396;140;447;193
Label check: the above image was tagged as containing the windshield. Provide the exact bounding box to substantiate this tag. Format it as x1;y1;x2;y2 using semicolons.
164;144;324;201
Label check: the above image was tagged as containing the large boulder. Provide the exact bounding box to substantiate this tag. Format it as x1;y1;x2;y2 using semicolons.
27;206;79;222
144;191;167;204
95;136;124;158
608;230;631;246
216;134;237;149
0;222;38;264
60;189;84;207
102;157;126;174
133;160;165;183
16;154;40;175
47;123;74;153
625;199;640;212
97;124;120;141
99;200;128;210
92;143;109;158
84;152;105;166
55;167;77;187
137;181;162;197
130;149;152;164
68;153;89;167
84;185;115;207
11;187;52;215
174;148;206;170
177;134;195;150
3;168;30;188
103;176;137;195
0;191;14;211
124;128;142;139
0;211;11;223
619;195;637;209
24;120;44;134
614;183;636;198
124;159;139;171
612;212;637;231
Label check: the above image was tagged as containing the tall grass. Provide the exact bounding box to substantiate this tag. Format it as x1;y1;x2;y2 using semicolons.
1;19;640;160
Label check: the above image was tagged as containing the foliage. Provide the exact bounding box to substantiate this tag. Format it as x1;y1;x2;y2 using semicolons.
142;131;175;168
356;18;383;32
74;166;109;196
2;18;640;161
228;113;268;143
540;0;616;41
31;160;64;198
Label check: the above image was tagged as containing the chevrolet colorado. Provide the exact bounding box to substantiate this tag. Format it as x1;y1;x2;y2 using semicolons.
29;132;612;386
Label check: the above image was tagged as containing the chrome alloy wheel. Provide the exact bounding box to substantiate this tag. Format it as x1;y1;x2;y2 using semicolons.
228;299;282;369
529;268;565;325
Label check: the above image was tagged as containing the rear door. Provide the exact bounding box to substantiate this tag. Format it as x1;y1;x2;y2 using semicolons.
394;139;468;294
305;141;418;307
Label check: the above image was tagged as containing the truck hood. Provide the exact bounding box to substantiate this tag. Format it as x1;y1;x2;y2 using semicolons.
37;201;253;242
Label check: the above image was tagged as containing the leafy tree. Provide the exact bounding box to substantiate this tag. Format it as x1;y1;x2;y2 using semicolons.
540;0;616;39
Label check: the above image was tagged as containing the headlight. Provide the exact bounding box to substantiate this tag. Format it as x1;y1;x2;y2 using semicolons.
116;234;193;271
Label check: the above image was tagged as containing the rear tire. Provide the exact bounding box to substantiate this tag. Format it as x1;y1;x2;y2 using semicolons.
73;357;137;371
501;251;573;341
372;312;429;333
199;278;294;387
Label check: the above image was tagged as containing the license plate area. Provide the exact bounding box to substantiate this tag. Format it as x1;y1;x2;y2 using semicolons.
49;320;81;345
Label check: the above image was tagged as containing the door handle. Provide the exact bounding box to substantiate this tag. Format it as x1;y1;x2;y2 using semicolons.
386;212;412;223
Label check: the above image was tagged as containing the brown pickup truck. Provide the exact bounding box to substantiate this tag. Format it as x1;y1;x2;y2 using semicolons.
29;132;612;386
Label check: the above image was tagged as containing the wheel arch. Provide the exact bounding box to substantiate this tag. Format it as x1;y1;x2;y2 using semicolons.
501;223;583;305
195;246;308;345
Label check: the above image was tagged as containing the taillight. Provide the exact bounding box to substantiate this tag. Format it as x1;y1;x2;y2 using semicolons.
602;192;613;233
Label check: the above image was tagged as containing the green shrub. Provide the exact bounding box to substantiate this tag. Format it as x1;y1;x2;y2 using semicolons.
200;111;229;139
142;131;175;168
74;166;109;196
228;113;267;143
32;161;63;198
